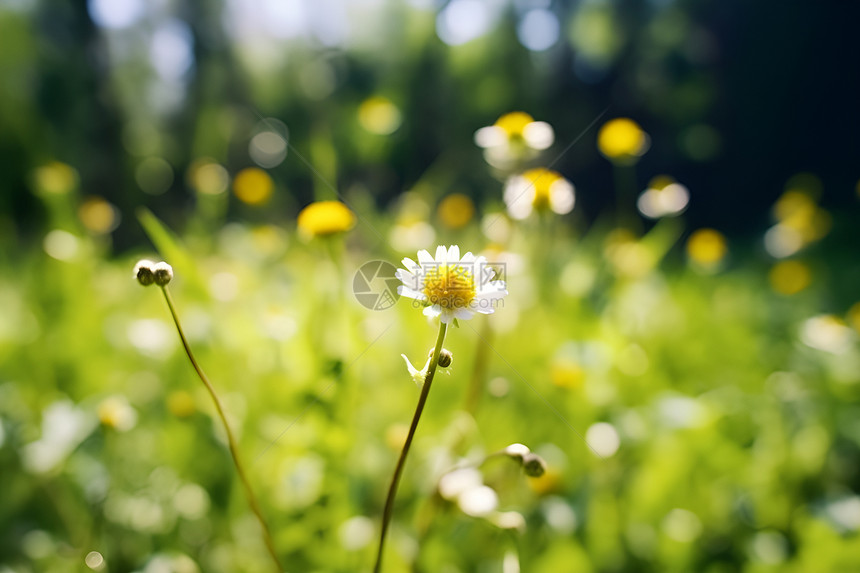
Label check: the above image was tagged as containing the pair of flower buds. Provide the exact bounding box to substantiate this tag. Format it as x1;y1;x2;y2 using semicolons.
134;260;174;287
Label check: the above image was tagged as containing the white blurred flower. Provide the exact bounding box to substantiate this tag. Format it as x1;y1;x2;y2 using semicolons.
637;178;690;219
504;168;574;220
474;112;554;168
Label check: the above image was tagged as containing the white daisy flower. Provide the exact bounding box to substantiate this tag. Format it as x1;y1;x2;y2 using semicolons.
396;245;508;324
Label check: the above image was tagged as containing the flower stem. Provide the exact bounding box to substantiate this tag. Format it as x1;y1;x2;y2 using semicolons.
374;321;448;573
160;286;282;573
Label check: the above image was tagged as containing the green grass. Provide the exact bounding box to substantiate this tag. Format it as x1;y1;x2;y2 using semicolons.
1;189;859;573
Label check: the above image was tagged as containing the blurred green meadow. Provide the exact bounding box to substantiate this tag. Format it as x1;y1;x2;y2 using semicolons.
2;1;860;572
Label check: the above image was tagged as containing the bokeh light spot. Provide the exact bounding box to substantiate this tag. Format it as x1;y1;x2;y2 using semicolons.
88;0;143;29
136;157;174;196
686;228;727;269
33;162;78;195
250;131;288;168
769;260;811;295
517;9;560;52
150;19;194;80
43;230;80;261
585;422;620;457
85;550;105;570
78;196;120;234
188;160;229;195
437;0;491;46
437;193;475;229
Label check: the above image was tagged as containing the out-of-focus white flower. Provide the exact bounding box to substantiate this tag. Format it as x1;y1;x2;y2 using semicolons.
637;176;690;219
503;168;575;220
396;245;508;324
474;112;554;168
800;315;854;354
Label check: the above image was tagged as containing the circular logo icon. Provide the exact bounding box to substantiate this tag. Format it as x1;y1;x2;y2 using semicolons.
353;260;400;310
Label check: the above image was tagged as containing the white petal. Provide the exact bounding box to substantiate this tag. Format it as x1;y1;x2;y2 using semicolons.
395;268;414;283
398;285;427;301
439;308;456;324
549;180;575;215
401;257;421;274
447;245;460;263
460;252;476;265
474;125;506;148
474;306;496;315
453;307;474;320
478;280;507;294
417;250;434;265
423;305;442;319
523;121;554;150
435;245;447;262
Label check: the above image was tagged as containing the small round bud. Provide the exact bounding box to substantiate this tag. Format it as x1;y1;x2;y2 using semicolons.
153;261;173;286
522;452;547;477
432;348;453;368
134;259;156;286
504;443;531;460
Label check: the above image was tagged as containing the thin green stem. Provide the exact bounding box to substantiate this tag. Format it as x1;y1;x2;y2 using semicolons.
160;286;282;573
374;321;448;573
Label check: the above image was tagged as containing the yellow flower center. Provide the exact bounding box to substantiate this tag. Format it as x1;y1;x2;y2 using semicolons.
597;118;647;159
423;264;476;309
523;168;563;210
495;112;534;138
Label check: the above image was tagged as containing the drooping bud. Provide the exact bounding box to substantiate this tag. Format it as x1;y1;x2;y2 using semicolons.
134;259;156;286
503;443;530;460
522;452;547;477
153;261;173;286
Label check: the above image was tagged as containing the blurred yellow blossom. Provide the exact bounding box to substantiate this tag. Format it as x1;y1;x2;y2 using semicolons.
604;229;655;279
188;159;229;195
551;358;585;389
33;162;78;195
233;167;274;205
503;168;575;219
765;176;831;258
686;228;727;270
297;200;356;239
847;303;860;334
78;196;120;234
597;118;649;162
437;193;475;229
98;396;137;431
385;423;409;451
358;96;402;135
769;260;811;295
167;390;196;418
528;466;563;495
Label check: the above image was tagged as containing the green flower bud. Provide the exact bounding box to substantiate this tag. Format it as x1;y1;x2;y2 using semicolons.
432;347;453;368
134;259;156;286
153;261;173;286
522;452;547;477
